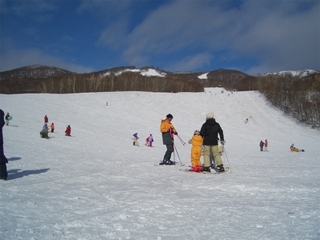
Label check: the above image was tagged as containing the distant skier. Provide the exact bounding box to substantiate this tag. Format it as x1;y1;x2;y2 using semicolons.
145;134;154;147
133;133;139;146
50;123;55;133
290;144;305;152
44;115;48;124
188;130;203;172
159;114;177;165
0;109;8;180
40;124;49;139
5;113;11;126
264;139;268;151
65;125;71;136
260;140;264;151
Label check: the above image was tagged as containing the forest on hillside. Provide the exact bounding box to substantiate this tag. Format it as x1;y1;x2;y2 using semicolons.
0;68;319;127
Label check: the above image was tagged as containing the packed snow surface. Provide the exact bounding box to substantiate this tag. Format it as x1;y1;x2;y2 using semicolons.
0;88;319;239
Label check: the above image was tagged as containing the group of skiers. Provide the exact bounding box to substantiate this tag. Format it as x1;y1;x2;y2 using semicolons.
259;140;305;152
159;113;226;173
132;133;154;147
40;115;71;138
259;139;268;151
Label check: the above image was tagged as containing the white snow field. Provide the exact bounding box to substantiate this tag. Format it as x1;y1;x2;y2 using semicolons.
0;88;319;240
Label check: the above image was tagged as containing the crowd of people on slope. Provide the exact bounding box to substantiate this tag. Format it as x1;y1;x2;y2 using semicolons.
1;106;307;181
0;111;73;180
40;115;72;139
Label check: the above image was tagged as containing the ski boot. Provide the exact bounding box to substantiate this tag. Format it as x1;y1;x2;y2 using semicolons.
160;159;174;165
195;165;203;172
216;164;225;172
203;166;211;172
189;166;198;172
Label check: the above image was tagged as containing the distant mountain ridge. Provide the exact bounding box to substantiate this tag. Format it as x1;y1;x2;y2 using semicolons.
264;69;317;78
0;64;317;82
0;65;74;81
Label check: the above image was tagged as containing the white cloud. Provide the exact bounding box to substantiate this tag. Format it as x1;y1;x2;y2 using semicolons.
97;0;319;72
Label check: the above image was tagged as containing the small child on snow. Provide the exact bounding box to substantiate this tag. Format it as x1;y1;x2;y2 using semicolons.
145;134;154;147
188;130;203;172
133;133;139;146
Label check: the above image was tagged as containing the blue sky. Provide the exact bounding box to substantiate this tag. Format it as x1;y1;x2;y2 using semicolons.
0;0;319;75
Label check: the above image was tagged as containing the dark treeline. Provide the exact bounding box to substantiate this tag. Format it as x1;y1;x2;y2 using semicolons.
0;72;204;93
256;73;320;128
0;68;319;127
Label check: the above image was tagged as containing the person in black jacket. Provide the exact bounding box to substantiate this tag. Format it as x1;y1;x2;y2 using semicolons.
0;109;8;180
200;113;225;172
260;140;264;151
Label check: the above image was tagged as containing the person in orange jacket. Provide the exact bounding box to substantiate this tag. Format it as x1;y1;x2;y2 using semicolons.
159;114;177;165
65;125;71;136
50;123;55;133
188;130;203;172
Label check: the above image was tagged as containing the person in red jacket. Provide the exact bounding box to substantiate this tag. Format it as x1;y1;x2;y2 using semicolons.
65;125;71;136
44;115;48;123
264;139;268;151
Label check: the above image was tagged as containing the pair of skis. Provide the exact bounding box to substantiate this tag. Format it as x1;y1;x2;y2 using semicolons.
156;162;230;174
179;166;230;174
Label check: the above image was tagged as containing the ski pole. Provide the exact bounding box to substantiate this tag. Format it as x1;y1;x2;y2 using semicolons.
177;135;186;146
223;145;231;171
172;143;176;164
173;143;184;165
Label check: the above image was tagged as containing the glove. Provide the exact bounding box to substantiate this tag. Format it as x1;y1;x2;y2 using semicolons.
221;140;225;145
174;132;178;135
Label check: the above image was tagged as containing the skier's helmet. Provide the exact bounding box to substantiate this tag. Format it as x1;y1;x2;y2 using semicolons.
166;113;173;119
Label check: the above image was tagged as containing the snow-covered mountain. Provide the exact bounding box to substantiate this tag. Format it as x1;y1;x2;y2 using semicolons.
264;69;318;78
0;65;74;81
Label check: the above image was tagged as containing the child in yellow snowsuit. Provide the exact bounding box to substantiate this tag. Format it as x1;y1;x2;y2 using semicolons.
189;130;203;172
